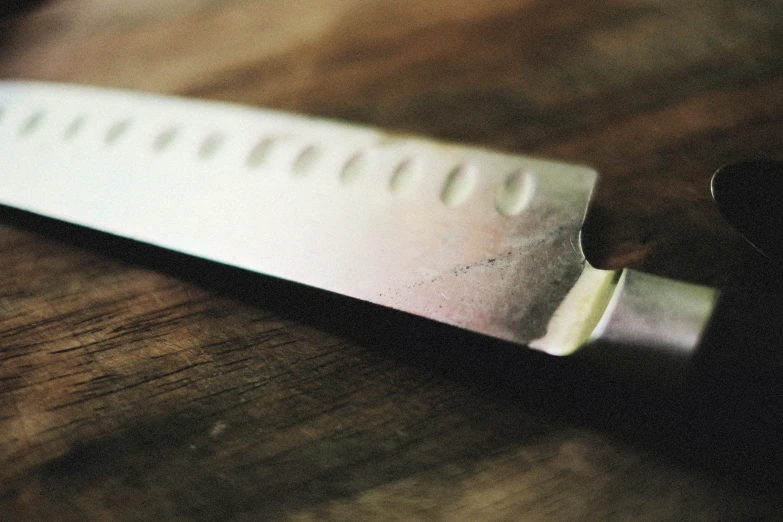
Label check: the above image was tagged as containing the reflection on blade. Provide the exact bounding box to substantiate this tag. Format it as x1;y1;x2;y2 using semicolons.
0;80;597;350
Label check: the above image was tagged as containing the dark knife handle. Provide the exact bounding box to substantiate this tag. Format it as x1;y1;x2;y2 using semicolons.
689;286;783;428
579;269;783;444
577;267;783;402
576;268;719;389
712;160;783;267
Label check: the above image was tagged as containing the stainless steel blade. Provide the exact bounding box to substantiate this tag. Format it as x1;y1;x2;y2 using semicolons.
0;80;607;354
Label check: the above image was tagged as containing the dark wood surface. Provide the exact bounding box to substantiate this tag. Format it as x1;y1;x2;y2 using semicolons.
2;1;783;520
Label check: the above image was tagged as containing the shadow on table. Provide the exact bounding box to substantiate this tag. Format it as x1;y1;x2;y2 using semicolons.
2;203;782;502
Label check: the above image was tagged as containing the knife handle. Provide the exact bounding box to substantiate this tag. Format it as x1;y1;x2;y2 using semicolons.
579;271;783;453
581;268;783;406
689;286;783;424
577;269;719;388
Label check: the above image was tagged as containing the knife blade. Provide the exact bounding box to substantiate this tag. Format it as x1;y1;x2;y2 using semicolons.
0;80;720;387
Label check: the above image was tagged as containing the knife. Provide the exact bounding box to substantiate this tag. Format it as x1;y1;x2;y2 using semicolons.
0;80;771;390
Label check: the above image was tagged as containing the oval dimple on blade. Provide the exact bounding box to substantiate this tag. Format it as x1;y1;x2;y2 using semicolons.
0;79;599;352
441;162;477;207
496;169;536;216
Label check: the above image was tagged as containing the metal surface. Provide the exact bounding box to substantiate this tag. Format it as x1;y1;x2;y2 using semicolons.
0;81;598;353
580;269;719;387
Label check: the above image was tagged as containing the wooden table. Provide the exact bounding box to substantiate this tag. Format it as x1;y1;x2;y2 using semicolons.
2;1;783;520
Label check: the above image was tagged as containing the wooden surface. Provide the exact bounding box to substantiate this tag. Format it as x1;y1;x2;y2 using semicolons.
2;1;783;520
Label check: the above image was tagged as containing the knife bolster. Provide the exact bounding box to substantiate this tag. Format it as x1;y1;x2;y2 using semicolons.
581;269;719;389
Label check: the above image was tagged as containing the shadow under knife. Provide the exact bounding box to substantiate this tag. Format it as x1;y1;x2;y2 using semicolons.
1;202;781;500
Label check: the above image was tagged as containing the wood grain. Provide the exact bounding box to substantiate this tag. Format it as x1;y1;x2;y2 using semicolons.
2;1;783;520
